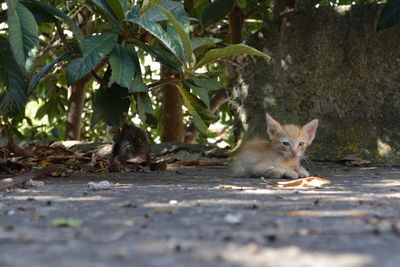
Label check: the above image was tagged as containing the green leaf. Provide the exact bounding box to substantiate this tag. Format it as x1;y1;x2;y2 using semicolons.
91;0;123;33
200;0;235;28
236;0;247;9
128;47;149;93
135;92;153;122
105;0;126;20
126;17;186;65
195;44;269;69
0;36;27;117
141;0;189;33
177;85;209;133
108;44;135;89
129;38;182;73
6;0;39;76
27;52;71;96
140;0;163;16
91;84;130;127
194;0;207;8
51;218;82;228
191;37;222;51
184;80;210;108
21;2;57;23
377;0;400;30
32;0;85;53
127;4;140;19
67;33;118;85
191;77;221;90
158;5;192;66
120;0;128;11
0;38;8;86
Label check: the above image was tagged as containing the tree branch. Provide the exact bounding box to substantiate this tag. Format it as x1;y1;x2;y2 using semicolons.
0;165;61;190
51;0;73;51
148;77;178;89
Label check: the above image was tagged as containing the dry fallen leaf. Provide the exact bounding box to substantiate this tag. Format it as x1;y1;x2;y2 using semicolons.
261;177;331;188
348;159;372;166
218;185;234;189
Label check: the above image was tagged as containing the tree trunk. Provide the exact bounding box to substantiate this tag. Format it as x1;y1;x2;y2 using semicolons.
64;10;92;141
228;5;243;44
65;77;90;140
159;67;185;142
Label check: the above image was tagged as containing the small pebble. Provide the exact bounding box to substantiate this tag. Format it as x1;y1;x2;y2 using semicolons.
6;209;16;215
224;213;242;224
88;181;112;190
24;179;45;188
169;200;178;205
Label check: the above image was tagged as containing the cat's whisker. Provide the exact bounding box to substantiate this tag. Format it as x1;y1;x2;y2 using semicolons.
301;153;312;169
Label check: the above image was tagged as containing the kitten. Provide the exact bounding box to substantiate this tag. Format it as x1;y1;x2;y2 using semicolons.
232;114;318;179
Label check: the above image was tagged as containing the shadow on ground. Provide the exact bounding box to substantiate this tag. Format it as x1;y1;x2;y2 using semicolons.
0;162;399;267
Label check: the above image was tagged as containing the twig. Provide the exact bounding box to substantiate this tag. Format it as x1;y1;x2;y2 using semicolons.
148;78;178;89
0;165;61;190
90;70;105;87
167;161;225;167
260;177;274;185
51;0;73;52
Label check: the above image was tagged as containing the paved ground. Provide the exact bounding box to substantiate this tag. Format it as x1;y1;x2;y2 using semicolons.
0;162;400;267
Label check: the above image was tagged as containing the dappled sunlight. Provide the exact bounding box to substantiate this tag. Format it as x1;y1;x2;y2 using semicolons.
213;185;259;190
363;180;400;188
198;243;375;267
144;198;260;208
370;192;400;199
266;209;371;217
240;188;282;194
10;195;114;202
377;138;392;157
239;187;352;197
133;238;376;267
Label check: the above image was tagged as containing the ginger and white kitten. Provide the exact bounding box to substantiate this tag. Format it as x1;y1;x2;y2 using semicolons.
232;114;318;179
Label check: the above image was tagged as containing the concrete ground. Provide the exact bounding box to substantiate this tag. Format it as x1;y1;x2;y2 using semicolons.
0;162;399;267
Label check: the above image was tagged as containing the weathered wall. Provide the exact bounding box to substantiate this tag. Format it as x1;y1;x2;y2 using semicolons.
229;4;400;163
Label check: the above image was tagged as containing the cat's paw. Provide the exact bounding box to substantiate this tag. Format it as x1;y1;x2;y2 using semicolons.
283;170;299;179
298;167;310;178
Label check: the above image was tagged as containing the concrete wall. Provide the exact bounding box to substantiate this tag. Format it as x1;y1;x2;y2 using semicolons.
229;5;400;163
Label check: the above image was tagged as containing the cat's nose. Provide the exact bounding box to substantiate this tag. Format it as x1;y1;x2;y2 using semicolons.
291;151;297;157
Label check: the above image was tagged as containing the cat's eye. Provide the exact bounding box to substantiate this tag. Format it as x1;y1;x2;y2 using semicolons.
282;141;290;146
299;142;305;146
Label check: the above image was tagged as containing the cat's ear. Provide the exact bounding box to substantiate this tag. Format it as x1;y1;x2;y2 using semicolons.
266;114;282;138
303;119;319;144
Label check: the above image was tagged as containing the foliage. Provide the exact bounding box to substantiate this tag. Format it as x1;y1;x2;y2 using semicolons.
0;0;269;145
1;0;386;145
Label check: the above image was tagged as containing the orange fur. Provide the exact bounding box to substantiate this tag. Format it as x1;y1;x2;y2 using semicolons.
232;114;318;179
